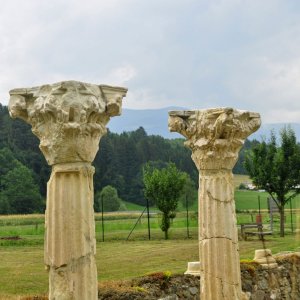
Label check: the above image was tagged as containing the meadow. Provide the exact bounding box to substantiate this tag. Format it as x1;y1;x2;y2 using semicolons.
0;175;300;298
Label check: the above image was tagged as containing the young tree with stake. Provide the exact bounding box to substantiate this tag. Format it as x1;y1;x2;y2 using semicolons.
143;163;187;240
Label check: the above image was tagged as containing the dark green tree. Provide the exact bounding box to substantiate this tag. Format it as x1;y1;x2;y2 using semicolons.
95;185;123;212
0;164;44;214
143;163;187;239
245;127;300;237
0;104;255;211
180;175;197;209
0;105;50;197
0;193;10;214
0;147;20;180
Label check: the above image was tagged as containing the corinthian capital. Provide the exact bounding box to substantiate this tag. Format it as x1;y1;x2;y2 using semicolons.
169;108;261;170
9;81;127;165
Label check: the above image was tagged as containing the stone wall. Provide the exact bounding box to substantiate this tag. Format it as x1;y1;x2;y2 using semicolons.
241;253;300;300
98;253;300;300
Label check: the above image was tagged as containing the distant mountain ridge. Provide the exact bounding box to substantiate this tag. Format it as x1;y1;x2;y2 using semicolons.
108;107;300;140
108;107;185;138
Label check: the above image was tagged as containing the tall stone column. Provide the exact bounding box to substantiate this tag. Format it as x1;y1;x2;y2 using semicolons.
8;81;127;300
169;108;261;300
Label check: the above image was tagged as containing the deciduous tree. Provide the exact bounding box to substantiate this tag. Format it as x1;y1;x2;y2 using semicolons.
95;185;123;212
180;175;197;208
143;163;187;239
0;164;43;214
245;127;300;237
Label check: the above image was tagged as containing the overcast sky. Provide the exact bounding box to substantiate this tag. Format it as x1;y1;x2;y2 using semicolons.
1;0;300;123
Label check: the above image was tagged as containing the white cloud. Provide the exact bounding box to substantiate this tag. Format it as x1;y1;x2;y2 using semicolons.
1;0;300;124
264;109;300;123
106;64;137;86
125;88;171;109
225;22;300;121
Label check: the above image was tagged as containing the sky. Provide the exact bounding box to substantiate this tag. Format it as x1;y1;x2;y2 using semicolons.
1;0;300;123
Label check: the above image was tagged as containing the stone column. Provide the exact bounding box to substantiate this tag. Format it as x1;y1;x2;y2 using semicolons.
8;81;127;300
168;108;261;300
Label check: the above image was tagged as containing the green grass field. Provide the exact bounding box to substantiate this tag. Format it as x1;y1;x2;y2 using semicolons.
0;174;300;298
0;211;299;298
0;235;299;298
233;174;251;188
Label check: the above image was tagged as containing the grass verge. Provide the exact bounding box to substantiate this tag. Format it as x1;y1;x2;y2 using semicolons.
0;234;299;297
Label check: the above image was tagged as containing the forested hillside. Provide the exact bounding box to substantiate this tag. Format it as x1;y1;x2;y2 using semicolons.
0;104;252;213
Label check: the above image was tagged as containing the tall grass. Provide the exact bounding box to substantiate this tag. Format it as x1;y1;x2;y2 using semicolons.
0;191;299;244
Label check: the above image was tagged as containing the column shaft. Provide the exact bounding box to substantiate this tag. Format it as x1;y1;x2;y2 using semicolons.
199;169;241;299
168;108;261;300
45;163;97;300
9;81;127;299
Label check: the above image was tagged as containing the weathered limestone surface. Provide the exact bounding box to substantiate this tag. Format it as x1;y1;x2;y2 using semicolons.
46;162;97;299
185;261;201;276
254;249;278;269
169;108;261;300
9;81;127;300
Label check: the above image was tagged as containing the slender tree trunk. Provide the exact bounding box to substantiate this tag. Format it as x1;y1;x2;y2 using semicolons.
279;206;285;237
162;212;169;240
164;229;168;240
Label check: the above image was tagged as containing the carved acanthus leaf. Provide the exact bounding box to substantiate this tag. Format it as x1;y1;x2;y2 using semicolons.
169;108;261;169
9;81;127;165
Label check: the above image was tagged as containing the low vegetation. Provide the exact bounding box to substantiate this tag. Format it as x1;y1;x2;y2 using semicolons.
1;187;300;297
0;135;299;298
0;234;299;297
0;104;256;215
